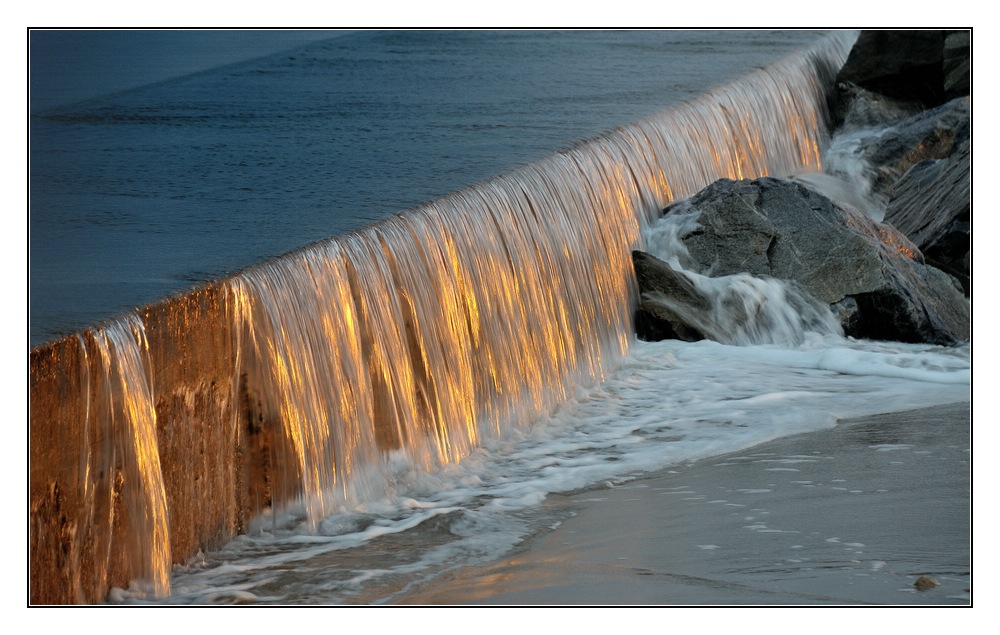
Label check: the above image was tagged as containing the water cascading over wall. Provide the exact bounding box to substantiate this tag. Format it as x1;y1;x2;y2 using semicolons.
28;32;854;604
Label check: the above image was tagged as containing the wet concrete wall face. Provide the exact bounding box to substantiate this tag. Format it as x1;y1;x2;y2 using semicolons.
29;284;290;604
28;277;424;604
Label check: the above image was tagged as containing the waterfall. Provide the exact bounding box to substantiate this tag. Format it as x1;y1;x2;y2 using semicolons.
232;32;854;528
31;31;857;602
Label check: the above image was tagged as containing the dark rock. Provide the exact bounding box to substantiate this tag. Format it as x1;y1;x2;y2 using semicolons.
830;30;970;130
854;97;970;200
884;137;970;295
633;251;707;342
830;296;862;334
836;31;948;108
632;249;837;346
943;31;971;100
664;177;970;345
847;264;967;343
832;82;925;131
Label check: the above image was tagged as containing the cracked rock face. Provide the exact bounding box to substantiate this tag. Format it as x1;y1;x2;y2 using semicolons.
677;177;909;304
654;177;969;345
884;135;970;296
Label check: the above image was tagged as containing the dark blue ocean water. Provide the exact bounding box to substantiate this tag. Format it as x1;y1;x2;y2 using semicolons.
29;29;826;347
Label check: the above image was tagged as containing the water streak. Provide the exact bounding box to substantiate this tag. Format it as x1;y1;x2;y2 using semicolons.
76;315;171;598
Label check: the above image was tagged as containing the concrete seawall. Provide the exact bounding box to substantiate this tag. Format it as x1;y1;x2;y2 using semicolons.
29;282;297;604
28;34;856;604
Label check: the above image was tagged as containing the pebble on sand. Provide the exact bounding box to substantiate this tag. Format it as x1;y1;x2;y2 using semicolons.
914;575;941;591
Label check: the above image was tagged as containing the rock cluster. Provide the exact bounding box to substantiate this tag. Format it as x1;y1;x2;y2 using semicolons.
634;30;971;346
636;178;969;345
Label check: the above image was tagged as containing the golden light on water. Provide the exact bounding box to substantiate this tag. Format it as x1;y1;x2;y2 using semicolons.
82;316;172;598
224;33;847;528
65;33;858;597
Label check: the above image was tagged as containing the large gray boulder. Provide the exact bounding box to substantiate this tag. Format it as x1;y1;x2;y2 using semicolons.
650;177;969;345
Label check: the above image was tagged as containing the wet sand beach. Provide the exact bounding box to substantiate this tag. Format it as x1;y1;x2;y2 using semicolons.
399;402;971;605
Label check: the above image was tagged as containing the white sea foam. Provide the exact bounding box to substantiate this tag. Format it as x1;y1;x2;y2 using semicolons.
139;333;968;605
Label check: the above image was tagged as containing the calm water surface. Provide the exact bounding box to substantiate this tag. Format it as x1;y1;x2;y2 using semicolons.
29;30;826;346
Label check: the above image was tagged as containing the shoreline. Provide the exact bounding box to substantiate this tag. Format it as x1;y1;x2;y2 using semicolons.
395;401;971;606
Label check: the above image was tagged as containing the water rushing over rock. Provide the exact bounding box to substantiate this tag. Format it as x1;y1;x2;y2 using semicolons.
632;249;841;346
640;177;970;346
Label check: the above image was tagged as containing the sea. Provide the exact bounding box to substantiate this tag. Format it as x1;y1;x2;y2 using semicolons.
28;30;971;605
